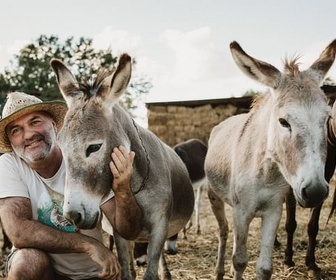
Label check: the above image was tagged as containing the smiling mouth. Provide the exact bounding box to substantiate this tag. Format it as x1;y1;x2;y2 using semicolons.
25;139;43;149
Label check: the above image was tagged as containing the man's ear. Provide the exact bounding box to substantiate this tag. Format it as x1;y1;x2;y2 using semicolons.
51;119;57;133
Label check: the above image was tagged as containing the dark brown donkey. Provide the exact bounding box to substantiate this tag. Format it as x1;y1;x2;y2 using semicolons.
165;138;208;253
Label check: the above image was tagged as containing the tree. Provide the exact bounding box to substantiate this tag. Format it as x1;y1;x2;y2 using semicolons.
243;89;260;97
323;76;336;86
0;35;151;116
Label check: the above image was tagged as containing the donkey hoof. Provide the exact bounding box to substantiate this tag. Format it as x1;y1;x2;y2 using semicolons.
215;273;224;280
308;268;322;279
135;255;147;266
284;260;295;269
162;271;172;280
165;248;177;255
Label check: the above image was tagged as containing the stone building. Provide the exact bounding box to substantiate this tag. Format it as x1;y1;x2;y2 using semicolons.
146;96;253;147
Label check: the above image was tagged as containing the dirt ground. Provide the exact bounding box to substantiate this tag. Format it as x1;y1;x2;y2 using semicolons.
134;182;336;280
0;183;336;280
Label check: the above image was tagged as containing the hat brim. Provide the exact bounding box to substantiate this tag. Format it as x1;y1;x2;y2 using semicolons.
0;101;68;153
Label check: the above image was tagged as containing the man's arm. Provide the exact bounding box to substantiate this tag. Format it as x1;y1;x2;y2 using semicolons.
0;196;120;279
101;146;143;240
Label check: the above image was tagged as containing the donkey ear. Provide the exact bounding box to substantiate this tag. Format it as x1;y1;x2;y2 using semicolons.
308;39;336;83
103;53;132;104
50;58;82;108
230;41;281;89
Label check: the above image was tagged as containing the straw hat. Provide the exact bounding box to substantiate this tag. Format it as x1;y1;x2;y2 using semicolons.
0;92;68;153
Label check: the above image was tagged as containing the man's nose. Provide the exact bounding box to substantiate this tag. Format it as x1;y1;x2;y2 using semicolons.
23;126;37;140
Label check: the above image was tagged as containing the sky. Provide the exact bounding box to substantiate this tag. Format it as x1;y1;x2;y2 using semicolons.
1;0;336;123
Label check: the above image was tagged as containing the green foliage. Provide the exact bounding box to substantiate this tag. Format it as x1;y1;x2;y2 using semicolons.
323;77;336;86
0;35;151;116
243;89;260;97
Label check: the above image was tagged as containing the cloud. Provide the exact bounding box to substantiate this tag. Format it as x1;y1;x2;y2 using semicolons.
0;39;30;71
148;76;265;102
160;27;229;82
92;26;142;56
91;26;158;82
300;39;336;79
7;39;30;55
89;26;266;103
146;27;258;102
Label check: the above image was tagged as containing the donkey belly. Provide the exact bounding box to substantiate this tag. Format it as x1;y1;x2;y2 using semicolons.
135;174;194;240
205;115;247;206
168;170;195;234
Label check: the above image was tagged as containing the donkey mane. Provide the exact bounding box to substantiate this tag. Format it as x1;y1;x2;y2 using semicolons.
283;56;301;77
78;70;111;98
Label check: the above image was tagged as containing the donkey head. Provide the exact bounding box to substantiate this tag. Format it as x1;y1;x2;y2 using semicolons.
231;40;336;207
50;54;132;228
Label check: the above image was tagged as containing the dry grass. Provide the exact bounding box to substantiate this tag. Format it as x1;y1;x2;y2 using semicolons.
134;182;336;280
0;183;335;280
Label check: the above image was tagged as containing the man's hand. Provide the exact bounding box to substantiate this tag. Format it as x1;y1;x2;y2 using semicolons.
84;238;121;280
0;197;121;279
101;145;142;240
110;146;135;194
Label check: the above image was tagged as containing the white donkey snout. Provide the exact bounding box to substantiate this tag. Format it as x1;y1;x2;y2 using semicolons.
296;179;329;208
63;187;102;229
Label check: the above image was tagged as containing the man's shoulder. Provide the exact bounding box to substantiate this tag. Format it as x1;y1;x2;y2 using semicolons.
0;152;20;165
0;153;29;174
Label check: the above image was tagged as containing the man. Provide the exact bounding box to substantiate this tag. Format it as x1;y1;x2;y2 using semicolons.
0;92;142;280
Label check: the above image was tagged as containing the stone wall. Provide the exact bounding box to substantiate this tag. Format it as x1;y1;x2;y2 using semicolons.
146;96;252;147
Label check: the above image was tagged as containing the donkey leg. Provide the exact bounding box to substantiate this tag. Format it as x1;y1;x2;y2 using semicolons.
114;232;134;280
194;183;203;235
144;225;170;280
159;251;171;280
306;204;323;279
284;190;297;268
231;206;252;280
208;188;228;280
257;204;283;280
129;241;137;279
164;233;178;255
134;242;148;266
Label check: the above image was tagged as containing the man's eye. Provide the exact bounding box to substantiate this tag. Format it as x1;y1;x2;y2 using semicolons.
10;128;20;135
31;120;41;126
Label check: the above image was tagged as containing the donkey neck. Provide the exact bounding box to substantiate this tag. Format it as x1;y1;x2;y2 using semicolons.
111;105;150;192
111;105;146;153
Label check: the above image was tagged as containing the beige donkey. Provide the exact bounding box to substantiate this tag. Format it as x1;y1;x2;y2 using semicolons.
205;39;336;280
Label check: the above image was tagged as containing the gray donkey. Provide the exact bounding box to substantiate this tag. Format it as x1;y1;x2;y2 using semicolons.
50;54;194;280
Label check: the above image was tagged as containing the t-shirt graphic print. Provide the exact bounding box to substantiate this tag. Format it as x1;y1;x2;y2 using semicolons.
37;189;77;232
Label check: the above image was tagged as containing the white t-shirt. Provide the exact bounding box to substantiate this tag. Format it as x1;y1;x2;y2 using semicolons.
0;152;105;279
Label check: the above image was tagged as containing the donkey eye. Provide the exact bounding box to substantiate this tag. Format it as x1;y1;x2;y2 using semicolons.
279;118;291;130
86;144;102;157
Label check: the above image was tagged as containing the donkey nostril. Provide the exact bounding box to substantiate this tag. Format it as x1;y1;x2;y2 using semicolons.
73;212;82;225
66;211;82;225
301;187;308;201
